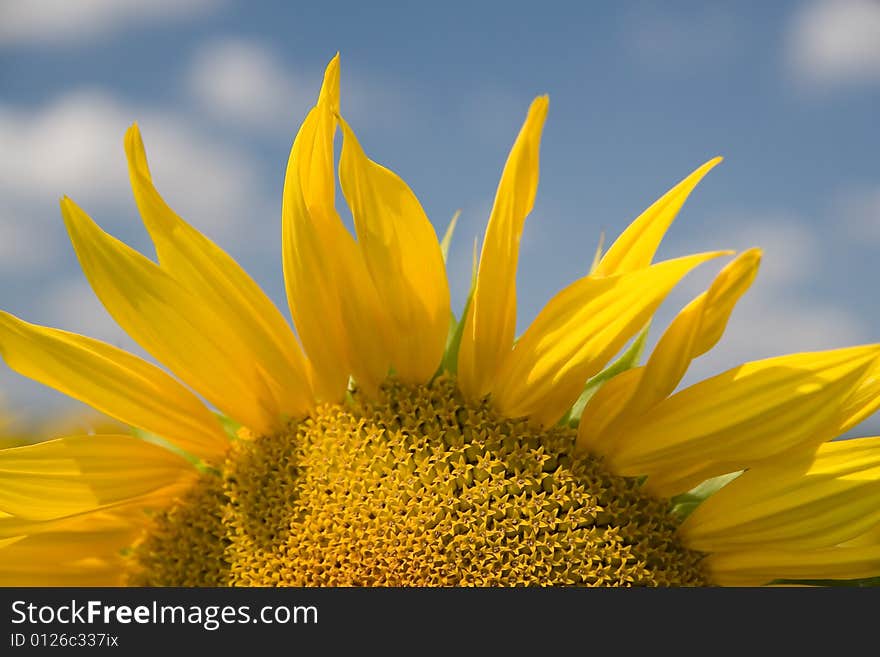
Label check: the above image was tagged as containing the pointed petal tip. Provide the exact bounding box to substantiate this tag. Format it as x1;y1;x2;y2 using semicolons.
738;247;763;265
529;95;550;120
58;195;76;216
691;156;723;178
319;53;341;112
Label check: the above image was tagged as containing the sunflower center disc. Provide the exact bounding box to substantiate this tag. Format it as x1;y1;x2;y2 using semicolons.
129;376;707;586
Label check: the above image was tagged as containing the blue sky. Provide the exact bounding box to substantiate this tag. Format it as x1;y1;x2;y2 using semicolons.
1;0;880;430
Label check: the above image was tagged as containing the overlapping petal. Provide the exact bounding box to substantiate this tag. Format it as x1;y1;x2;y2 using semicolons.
578;249;761;452
680;436;880;552
124;124;314;419
602;346;880;496
0;509;148;586
0;312;227;461
61;198;281;435
282;56;390;399
491;251;727;425
703;544;880;587
338;117;450;382
0;434;194;521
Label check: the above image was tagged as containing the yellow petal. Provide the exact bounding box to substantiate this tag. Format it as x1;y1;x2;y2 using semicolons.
0;503;148;539
703;545;880;586
593;157;722;276
338;117;450;382
492;251;726;425
576;367;644;452
680;435;880;552
604;346;880;496
0;538;129;586
833;356;880;435
61;197;280;435
282;58;390;399
0;311;227;462
0;434;194;521
0;506;148;585
457;96;549;401
639;249;761;407
578;249;760;452
124;124;314;419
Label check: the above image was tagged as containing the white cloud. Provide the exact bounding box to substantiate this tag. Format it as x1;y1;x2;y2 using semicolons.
661;213;868;385
0;89;262;240
787;0;880;86
187;39;310;129
0;0;220;47
186;39;407;137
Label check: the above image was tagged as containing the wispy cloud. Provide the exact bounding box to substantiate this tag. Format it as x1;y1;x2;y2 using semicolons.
786;0;880;86
186;38;407;136
187;38;311;130
663;213;867;385
0;0;220;47
0;89;264;241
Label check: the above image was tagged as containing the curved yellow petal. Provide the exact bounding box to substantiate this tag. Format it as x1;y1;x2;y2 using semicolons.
0;508;150;586
61;198;280;435
124;124;314;419
0;503;145;539
492;251;726;425
338;117;450;382
593;157;722;276
680;436;880;552
576;366;644;452
703;544;880;586
0;540;130;586
457;96;549;401
0;434;194;521
578;249;760;452
640;249;761;406
604;346;880;496
833;356;880;435
282;57;390;399
0;311;227;462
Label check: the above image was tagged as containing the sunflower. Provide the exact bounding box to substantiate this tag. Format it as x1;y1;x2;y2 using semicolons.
1;54;879;587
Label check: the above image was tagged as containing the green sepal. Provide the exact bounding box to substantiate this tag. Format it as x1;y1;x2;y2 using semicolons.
129;426;204;469
559;322;650;428
439;236;479;376
588;230;606;275
214;412;242;440
670;470;742;520
440;210;461;263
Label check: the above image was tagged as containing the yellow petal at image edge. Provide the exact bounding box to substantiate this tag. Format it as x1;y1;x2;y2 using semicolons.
0;434;194;521
0;311;228;462
679;435;880;552
603;345;880;496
